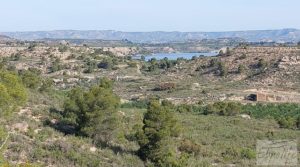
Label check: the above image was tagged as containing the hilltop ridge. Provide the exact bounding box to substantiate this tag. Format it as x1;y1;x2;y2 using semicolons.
1;29;300;43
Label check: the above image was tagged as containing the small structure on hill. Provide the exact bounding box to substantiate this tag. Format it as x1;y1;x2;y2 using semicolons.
246;89;300;103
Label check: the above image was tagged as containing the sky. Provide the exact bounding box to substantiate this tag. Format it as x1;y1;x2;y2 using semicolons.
0;0;300;32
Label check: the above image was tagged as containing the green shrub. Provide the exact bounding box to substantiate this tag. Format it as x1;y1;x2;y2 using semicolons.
0;70;27;113
222;147;240;161
240;148;256;159
63;77;121;145
127;62;138;68
243;103;300;129
237;64;246;74
50;58;63;73
297;116;300;129
179;139;201;155
58;45;69;53
277;116;296;129
98;58;115;69
120;100;148;109
153;83;176;91
217;62;228;77
19;69;41;89
257;58;268;69
204;102;241;116
239;54;247;59
176;104;193;113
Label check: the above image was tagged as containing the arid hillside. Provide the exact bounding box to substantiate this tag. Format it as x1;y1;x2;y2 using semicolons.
1;44;300;104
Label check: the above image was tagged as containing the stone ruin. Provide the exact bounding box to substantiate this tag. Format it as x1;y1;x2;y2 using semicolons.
247;89;300;103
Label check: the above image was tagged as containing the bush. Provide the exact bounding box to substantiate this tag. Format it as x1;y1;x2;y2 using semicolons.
222;147;240;161
223;102;242;116
50;58;63;73
62;77;121;145
297;116;300;129
120;100;148;109
0;70;27;114
98;58;115;69
84;59;97;73
217;62;228;77
58;45;69;53
242;103;300;129
39;78;53;92
179;139;201;155
240;148;256;159
19;69;41;89
153;83;176;91
239;54;247;59
238;64;246;74
257;58;268;69
277;116;296;129
176;104;193;113
204;102;241;116
209;59;218;67
127;62;138;68
93;48;115;57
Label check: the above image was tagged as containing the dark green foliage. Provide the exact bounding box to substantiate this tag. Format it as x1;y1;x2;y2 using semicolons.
136;100;183;166
0;70;27;113
159;57;176;69
257;58;268;69
93;48;115;57
176;104;193;113
277;116;296;129
27;43;37;51
127;61;138;68
83;58;97;73
98;58;116;70
297;116;300;129
225;47;231;56
222;147;240;161
217;62;228;77
147;58;158;72
204;102;241;116
10;53;22;61
191;56;198;61
237;64;246;74
120;100;149;109
50;58;63;73
218;50;224;56
62;77;121;145
19;69;41;89
58;45;69;53
146;58;177;72
39;78;53;92
242;103;300;129
239;54;247;59
240;148;256;159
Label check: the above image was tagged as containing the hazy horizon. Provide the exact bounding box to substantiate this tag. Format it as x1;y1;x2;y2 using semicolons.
1;0;300;32
1;28;299;33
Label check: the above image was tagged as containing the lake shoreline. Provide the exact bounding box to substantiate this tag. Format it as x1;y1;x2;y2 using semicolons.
133;51;219;61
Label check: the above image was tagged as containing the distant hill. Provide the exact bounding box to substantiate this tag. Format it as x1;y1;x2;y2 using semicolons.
1;29;300;43
0;35;13;42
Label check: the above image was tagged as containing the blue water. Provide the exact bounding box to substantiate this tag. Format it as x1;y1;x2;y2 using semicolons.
133;52;218;61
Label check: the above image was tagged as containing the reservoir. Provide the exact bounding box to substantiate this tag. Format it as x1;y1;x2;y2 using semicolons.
133;52;218;61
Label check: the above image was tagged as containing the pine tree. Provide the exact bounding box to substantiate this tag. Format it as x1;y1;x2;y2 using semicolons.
63;77;120;146
136;100;182;166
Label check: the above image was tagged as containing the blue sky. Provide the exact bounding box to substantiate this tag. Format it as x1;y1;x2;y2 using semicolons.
0;0;299;32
